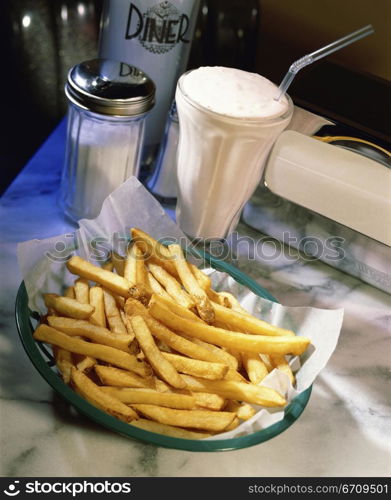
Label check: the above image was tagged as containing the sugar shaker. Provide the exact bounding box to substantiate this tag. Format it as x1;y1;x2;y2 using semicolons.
147;101;179;204
61;58;155;222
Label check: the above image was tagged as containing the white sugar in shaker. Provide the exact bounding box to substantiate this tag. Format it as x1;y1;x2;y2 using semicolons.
61;58;155;222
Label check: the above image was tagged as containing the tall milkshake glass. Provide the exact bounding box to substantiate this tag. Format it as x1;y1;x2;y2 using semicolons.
175;66;293;240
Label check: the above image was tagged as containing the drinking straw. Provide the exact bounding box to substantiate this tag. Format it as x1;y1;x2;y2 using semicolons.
275;24;374;101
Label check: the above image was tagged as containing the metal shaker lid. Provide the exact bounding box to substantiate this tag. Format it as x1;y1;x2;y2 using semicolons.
65;59;155;116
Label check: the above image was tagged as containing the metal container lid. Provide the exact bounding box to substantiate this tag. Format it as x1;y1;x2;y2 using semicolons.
65;59;155;116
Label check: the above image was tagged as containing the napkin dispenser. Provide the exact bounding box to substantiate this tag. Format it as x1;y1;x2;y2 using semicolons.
242;130;391;293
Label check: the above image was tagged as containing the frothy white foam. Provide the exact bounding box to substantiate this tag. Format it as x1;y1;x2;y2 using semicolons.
182;66;288;119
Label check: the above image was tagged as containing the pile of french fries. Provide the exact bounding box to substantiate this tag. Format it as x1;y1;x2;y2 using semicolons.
33;228;311;440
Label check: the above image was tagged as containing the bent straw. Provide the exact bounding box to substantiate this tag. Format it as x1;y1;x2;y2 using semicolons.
275;24;374;101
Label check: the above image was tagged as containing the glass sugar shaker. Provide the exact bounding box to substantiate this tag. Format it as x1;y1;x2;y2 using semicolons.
147;101;179;204
61;58;155;222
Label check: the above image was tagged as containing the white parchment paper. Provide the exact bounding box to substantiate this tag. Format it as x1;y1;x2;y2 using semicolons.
17;176;344;440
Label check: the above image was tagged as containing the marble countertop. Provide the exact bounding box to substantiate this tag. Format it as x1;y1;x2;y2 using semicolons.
0;120;390;477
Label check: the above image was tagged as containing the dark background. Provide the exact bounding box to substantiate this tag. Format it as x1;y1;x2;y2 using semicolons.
1;0;390;195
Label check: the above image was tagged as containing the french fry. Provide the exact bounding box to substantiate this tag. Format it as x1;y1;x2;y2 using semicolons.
206;287;229;306
131;228;172;259
67;256;148;305
148;262;195;309
34;324;146;375
168;244;215;323
103;289;128;336
131;418;211;439
64;286;75;299
147;272;172;300
154;379;172;393
213;319;231;331
149;294;203;323
161;352;228;380
189;263;212;291
128;338;140;355
131;303;241;383
212;302;295;337
181;375;286;407
76;356;96;373
241;352;269;384
216;291;249;314
71;368;138;421
155;337;172;353
182;336;239;372
225;400;256;421
111;252;125;276
74;278;89;304
136;350;145;361
44;294;94;320
100;387;195;409
154;306;247;380
131;404;236;432
89;286;106;327
236;403;256;421
95;365;154;389
130;283;152;304
131;227;178;277
192;392;225;411
130;315;186;389
120;310;135;342
114;295;126;309
125;299;238;374
270;355;295;385
46;316;133;351
149;301;310;356
124;245;137;284
225;399;243;413
224;348;242;369
260;354;274;372
67;256;132;297
53;347;73;383
224;416;240;431
134;244;153;294
102;260;114;271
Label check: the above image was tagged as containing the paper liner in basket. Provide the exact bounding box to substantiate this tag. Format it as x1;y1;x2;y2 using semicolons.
17;176;344;440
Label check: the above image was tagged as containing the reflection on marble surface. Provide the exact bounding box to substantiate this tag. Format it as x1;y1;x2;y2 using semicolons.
0;122;390;477
242;185;391;294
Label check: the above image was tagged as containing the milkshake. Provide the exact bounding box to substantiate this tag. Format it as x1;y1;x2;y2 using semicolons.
175;66;293;239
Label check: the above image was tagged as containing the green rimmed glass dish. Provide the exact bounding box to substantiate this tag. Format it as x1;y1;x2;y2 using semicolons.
15;251;312;452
